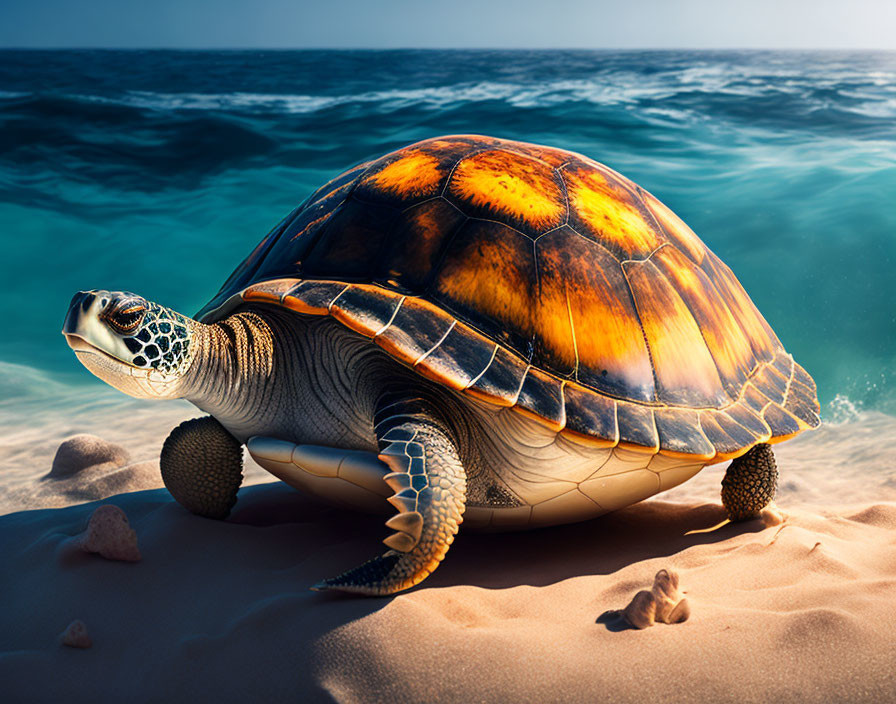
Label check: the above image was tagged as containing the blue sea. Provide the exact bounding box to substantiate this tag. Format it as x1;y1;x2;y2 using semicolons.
1;50;894;417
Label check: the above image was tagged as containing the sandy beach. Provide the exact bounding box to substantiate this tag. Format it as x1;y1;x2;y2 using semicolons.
1;387;895;703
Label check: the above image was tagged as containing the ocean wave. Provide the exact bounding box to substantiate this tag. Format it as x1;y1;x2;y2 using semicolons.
0;51;890;126
107;80;658;112
1;72;892;186
58;70;896;127
0;52;892;179
0;94;279;190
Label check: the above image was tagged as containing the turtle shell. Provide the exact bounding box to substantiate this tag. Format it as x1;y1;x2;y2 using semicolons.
197;135;820;462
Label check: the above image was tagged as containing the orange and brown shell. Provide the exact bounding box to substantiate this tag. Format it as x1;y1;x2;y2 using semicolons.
198;135;820;463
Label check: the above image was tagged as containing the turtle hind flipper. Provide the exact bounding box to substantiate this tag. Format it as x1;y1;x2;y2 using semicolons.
721;442;777;521
313;419;466;596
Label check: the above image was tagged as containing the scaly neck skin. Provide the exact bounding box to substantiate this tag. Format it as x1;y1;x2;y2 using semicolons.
177;308;385;449
180;311;278;430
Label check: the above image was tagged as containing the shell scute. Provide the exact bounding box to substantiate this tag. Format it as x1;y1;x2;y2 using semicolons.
792;360;817;393
377;198;466;292
464;344;528;407
651;245;754;399
514;368;565;431
446;149;567;235
535;228;656;401
788;373;817;405
562;159;663;259
623;257;729;408
763;403;803;441
701;252;780;364
501;141;571;168
699;410;757;458
642;190;707;265
306;160;372;206
654;408;716;459
282;280;348;315
242;279;295;306
413;323;497;392
375;297;455;368
723;404;771;442
561;382;619;447
301;198;399;279
751;362;790;405
742;382;773;415
354;149;448;208
253;183;363;286
772;350;795;381
783;369;822;429
329;284;404;338
432;219;536;358
418;135;503;161
614;401;658;452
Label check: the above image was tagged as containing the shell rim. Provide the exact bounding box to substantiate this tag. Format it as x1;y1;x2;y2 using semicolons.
197;276;820;464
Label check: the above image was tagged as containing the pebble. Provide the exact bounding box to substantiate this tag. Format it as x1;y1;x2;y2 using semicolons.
77;504;141;562
59;620;92;649
48;435;130;479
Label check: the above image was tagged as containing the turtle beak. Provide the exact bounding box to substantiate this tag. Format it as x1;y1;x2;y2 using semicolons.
62;291;96;336
62;290;115;351
64;334;96;353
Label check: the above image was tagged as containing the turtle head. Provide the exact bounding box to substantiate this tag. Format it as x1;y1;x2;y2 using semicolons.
62;290;197;399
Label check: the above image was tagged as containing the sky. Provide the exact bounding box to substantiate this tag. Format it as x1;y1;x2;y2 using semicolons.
1;0;895;49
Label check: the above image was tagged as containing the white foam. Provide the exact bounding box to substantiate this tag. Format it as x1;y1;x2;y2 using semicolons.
827;394;863;425
50;60;892;123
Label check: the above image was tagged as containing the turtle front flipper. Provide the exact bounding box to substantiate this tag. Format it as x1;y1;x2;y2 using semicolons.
314;410;467;596
161;416;244;520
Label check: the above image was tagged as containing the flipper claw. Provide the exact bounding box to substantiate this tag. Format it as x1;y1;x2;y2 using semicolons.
384;510;424;552
383;471;412;492
385;510;424;541
386;487;419;513
383;531;419;552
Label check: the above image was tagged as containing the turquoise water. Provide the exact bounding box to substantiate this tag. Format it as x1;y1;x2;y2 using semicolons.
0;50;894;414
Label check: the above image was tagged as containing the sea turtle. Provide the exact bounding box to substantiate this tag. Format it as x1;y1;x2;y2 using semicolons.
62;135;820;595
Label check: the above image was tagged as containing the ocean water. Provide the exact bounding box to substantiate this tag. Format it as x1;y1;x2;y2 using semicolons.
0;49;894;416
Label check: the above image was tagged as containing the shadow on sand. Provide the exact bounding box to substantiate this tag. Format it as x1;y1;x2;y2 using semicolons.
0;480;766;702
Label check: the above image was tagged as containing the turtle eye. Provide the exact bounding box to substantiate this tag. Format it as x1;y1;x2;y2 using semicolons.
103;300;147;334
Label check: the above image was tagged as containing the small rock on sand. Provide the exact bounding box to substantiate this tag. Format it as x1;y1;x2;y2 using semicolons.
77;504;141;562
47;435;131;479
621;569;690;630
59;620;92;649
